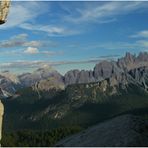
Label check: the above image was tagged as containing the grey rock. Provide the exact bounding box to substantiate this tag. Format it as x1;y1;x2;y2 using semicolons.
64;52;148;87
64;70;95;85
137;52;148;61
56;114;148;147
64;70;80;85
19;66;64;87
94;60;122;80
0;75;17;94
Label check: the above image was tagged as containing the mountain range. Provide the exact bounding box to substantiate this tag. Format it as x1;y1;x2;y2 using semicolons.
0;52;148;97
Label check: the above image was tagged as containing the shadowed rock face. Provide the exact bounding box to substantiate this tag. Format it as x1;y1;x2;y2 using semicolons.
56;114;148;147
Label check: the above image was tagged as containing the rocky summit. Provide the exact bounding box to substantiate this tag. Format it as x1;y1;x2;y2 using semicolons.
18;66;64;87
64;52;148;86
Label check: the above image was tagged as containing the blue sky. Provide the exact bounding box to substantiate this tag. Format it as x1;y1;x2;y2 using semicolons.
0;1;148;75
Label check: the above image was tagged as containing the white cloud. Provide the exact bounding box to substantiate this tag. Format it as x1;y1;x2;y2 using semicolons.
11;33;28;40
136;40;148;47
23;46;63;56
0;61;45;70
24;47;39;54
0;33;27;48
1;1;148;37
0;1;79;36
0;1;48;29
130;30;148;38
0;33;43;48
64;2;148;24
130;30;148;48
23;41;42;47
20;23;79;36
0;59;100;72
81;41;140;51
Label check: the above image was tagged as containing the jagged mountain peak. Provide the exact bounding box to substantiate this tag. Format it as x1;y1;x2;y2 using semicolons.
18;65;64;87
64;52;148;86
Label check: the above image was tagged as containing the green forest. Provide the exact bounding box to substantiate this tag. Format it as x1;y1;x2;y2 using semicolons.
1;126;82;147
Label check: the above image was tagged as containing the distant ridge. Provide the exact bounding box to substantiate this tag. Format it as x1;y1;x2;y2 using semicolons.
0;52;148;97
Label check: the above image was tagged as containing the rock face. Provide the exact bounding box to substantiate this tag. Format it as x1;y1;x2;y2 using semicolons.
33;77;65;91
0;71;20;84
64;66;148;103
56;114;148;147
0;75;17;94
19;66;64;87
94;61;122;80
0;100;4;144
64;52;148;86
64;70;95;85
129;66;148;90
32;77;65;99
0;88;12;99
117;52;148;70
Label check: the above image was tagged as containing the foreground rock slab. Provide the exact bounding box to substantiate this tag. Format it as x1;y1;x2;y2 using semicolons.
56;114;148;147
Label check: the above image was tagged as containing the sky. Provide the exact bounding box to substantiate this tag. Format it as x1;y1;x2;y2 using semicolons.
0;1;148;75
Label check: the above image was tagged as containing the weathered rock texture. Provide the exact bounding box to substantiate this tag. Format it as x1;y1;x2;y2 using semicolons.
64;52;148;86
56;114;148;147
0;100;4;144
19;66;64;87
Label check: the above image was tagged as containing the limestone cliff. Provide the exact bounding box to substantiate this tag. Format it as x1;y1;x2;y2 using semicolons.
0;100;4;144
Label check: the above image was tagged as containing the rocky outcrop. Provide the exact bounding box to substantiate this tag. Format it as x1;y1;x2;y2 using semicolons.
33;77;65;91
117;52;136;70
94;61;122;80
64;70;95;85
19;66;64;87
0;75;17;94
65;72;132;104
32;76;65;99
64;61;122;86
128;66;148;90
0;100;4;144
0;71;20;84
64;52;148;86
117;52;148;70
56;114;148;147
0;88;12;99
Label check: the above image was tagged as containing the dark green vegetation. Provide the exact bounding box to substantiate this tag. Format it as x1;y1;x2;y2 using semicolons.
1;82;148;146
1;126;82;147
